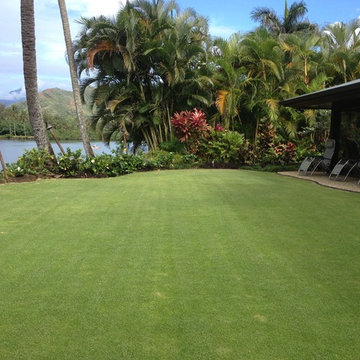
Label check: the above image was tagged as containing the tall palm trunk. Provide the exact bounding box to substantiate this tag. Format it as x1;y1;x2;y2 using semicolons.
58;0;94;157
21;0;54;155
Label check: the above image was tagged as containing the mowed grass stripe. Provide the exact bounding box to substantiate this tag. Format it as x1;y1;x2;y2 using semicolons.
0;170;359;359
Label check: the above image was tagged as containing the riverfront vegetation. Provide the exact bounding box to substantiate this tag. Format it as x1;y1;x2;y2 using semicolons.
0;89;97;140
0;170;359;359
69;0;360;158
2;1;360;158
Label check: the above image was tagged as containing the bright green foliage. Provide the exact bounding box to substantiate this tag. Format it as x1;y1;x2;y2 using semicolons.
69;0;360;156
5;148;56;176
2;148;199;178
54;149;143;177
142;149;198;170
323;20;360;83
0;104;31;137
74;0;212;149
198;130;246;165
158;138;187;154
211;18;360;150
55;148;84;176
142;149;175;169
0;89;97;140
212;34;249;130
0;170;359;359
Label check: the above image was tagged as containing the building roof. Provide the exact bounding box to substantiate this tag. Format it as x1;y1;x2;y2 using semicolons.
280;79;360;110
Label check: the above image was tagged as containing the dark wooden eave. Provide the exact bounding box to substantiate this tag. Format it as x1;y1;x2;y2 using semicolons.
280;79;360;111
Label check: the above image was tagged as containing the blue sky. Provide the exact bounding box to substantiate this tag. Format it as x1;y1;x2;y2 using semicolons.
181;0;360;35
0;0;359;100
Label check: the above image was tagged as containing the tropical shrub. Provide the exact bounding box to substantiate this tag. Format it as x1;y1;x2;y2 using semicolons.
172;153;198;169
159;139;187;154
142;150;198;170
81;154;143;177
198;130;246;166
81;155;115;177
2;147;202;179
295;138;321;161
249;122;300;165
112;154;144;174
55;148;83;177
254;121;277;161
171;109;210;153
142;150;175;170
274;142;297;164
6;148;55;176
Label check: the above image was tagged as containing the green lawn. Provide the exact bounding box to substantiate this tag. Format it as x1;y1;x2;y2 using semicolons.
0;170;359;359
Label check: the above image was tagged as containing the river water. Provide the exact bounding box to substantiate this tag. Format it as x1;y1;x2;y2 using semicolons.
0;139;118;164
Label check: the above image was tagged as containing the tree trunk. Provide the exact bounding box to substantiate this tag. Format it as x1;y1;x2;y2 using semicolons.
21;0;54;155
58;0;94;157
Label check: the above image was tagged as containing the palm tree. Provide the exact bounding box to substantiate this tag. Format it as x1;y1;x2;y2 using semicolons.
212;34;249;130
251;0;316;35
239;28;285;140
58;0;94;157
323;20;360;83
73;0;212;149
20;0;54;154
281;32;323;86
241;28;284;84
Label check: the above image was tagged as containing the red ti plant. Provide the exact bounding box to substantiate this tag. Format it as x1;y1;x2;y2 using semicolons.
214;123;224;132
274;141;297;163
171;109;210;153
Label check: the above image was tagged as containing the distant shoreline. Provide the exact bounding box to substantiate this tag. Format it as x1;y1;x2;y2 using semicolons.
0;135;88;141
0;135;34;140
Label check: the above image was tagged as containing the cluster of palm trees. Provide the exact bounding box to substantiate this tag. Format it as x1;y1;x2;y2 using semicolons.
214;5;360;142
73;0;360;150
73;0;213;149
21;0;360;153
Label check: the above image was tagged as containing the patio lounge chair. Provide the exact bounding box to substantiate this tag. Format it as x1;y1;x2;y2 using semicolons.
298;139;336;176
345;160;360;181
329;159;359;181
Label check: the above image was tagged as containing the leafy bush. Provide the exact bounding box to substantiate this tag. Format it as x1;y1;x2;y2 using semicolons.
142;150;175;169
81;155;114;177
81;154;133;177
172;153;198;169
251;121;298;165
6;148;55;177
2;147;202;179
144;150;199;170
274;142;297;164
198;130;246;166
171;108;247;167
55;148;83;177
171;109;210;153
253;121;277;164
295;138;321;161
159;138;187;154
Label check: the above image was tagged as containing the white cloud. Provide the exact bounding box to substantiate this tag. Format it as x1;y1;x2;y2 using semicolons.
208;16;237;39
66;0;127;17
209;24;237;39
